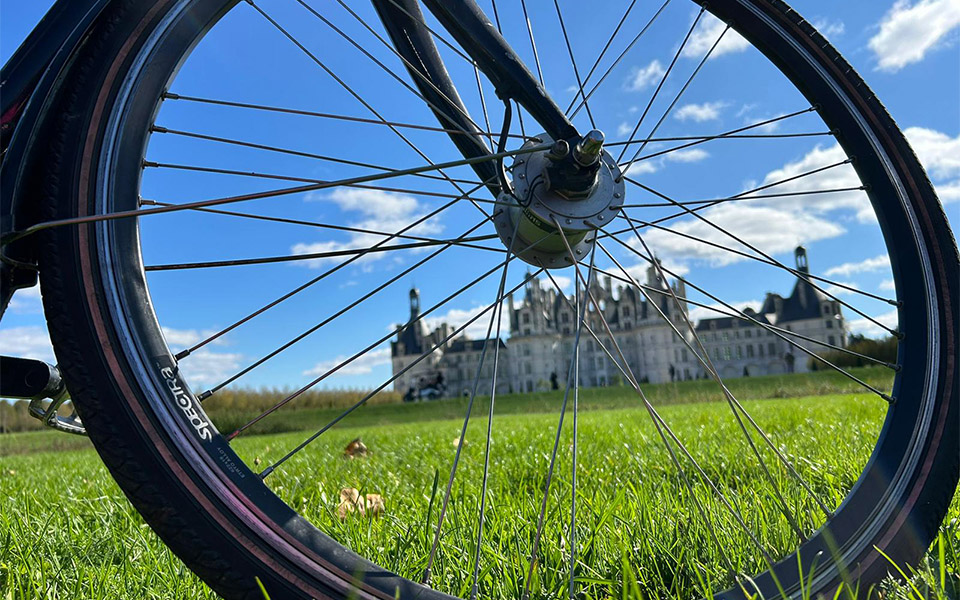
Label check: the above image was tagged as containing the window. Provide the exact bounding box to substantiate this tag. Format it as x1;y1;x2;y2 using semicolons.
522;313;530;324
523;345;531;356
826;319;833;329
523;328;530;335
768;342;776;355
681;349;688;362
758;344;765;357
526;380;533;392
823;304;831;316
828;335;836;346
736;346;743;359
721;332;730;342
561;312;570;323
524;362;532;374
746;345;754;358
722;347;732;360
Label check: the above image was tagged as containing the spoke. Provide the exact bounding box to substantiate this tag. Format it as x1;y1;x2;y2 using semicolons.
552;0;595;128
380;0;474;65
620;20;730;177
174;181;486;358
146;234;501;271
142;162;496;205
597;157;855;236
474;64;495;151
604;229;817;536
138;198;506;254
203;215;495;400
567;0;673;119
7;144;548;244
322;0;489;139
521;245;596;600
151;126;482;187
519;0;545;88
422;218;522;587
605;233;896;402
551;227;754;573
562;0;639;116
161;93;528;140
617;211;896;305
568;286;580;599
622;178;900;335
246;0;489;214
466;217;524;600
614;107;819;166
615;7;705;163
256;268;543;477
603;130;833;147
228;225;556;437
621;186;867;210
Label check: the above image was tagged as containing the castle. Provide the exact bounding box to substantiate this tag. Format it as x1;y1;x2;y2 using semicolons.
391;247;847;399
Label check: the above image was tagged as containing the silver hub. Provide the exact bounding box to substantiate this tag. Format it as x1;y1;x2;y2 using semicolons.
493;133;625;268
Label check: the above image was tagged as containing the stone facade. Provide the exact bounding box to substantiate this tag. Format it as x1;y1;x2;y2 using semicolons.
391;246;845;398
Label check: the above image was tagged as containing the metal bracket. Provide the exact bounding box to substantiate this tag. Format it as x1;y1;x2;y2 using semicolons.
0;355;86;435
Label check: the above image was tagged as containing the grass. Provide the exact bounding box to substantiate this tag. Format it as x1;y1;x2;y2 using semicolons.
0;370;957;599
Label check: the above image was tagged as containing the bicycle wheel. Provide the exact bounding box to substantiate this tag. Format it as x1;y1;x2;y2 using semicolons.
29;0;958;598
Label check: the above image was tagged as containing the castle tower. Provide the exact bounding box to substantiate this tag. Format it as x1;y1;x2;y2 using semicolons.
795;245;809;274
409;287;421;319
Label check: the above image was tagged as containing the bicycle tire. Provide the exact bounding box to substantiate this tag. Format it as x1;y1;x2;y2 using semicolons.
28;0;958;598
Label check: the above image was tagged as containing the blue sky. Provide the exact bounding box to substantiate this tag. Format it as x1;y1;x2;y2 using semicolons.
1;0;958;393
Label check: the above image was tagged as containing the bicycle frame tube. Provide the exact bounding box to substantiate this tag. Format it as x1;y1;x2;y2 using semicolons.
372;0;578;188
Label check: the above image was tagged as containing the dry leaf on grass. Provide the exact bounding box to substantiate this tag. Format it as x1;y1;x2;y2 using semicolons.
452;436;467;448
337;487;385;519
343;437;368;459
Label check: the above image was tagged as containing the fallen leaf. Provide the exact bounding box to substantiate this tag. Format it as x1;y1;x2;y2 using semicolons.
364;493;385;517
452;436;466;448
344;437;368;459
338;487;363;519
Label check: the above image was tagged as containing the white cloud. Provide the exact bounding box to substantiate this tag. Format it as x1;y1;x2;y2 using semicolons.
161;326;226;351
6;285;42;314
625;60;665;91
626;161;659;176
303;346;391;378
847;309;899;339
869;0;960;72
879;279;896;291
666;148;710;163
552;275;573;292
824;254;891;278
812;18;846;38
617;122;634;137
683;14;750;59
904;127;960;179
0;326;55;363
937;180;960;203
179;350;244;386
758;143;872;221
294;188;443;269
623;147;709;177
675;101;726;122
641;203;846;266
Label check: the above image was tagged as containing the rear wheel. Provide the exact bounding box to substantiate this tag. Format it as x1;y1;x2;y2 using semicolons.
31;0;959;598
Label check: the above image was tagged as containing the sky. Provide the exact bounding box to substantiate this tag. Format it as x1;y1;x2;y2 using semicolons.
1;0;958;394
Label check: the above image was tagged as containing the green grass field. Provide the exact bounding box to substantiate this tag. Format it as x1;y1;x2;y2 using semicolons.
1;370;957;599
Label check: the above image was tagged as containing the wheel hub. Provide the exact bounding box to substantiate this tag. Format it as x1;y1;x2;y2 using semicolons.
493;132;625;268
